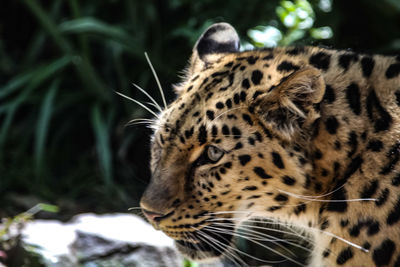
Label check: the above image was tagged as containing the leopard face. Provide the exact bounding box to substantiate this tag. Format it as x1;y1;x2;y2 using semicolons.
140;23;324;262
139;23;400;266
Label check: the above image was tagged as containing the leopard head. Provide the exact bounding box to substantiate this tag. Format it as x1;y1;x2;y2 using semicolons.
140;23;325;262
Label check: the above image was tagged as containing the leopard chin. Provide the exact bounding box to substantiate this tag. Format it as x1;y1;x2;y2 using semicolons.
173;222;235;262
175;240;223;262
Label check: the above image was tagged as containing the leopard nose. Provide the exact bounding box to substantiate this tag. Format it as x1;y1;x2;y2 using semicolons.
142;209;165;222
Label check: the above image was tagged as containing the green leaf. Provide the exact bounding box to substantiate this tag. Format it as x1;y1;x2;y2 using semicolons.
0;56;71;99
0;40;15;73
59;17;142;57
35;79;59;177
310;26;333;39
23;0;63;66
24;203;59;217
281;1;296;12
386;0;400;10
0;105;17;149
91;105;113;187
68;0;91;60
183;259;199;267
276;6;288;22
38;203;59;213
0;56;71;148
280;29;306;45
0;71;34;99
248;26;282;47
296;0;314;15
22;0;71;54
23;1;109;101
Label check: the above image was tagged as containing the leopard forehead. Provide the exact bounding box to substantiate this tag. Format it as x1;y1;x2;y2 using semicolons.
154;49;305;149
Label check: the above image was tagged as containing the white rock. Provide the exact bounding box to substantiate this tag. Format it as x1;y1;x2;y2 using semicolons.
21;213;181;266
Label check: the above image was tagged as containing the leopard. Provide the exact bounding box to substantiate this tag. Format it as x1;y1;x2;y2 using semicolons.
139;22;400;266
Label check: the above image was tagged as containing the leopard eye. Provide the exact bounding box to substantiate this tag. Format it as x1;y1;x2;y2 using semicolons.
207;145;224;163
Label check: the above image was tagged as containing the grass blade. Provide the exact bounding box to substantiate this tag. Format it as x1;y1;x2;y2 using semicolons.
35;79;59;178
22;0;72;54
59;17;142;57
23;0;63;66
68;0;91;60
0;56;71;100
23;0;110;101
0;56;71;150
91;105;113;187
0;105;16;153
0;71;34;99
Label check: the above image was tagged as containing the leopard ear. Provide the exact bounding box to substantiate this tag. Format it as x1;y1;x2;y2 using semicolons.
254;67;325;139
189;23;240;74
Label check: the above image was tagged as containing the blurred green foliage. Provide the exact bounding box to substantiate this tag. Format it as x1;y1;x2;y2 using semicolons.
1;0;400;218
247;0;333;48
0;203;58;266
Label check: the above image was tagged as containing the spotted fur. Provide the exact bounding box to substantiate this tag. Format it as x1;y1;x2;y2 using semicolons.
140;23;400;266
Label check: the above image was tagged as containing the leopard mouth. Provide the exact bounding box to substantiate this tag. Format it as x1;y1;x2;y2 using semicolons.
174;221;235;261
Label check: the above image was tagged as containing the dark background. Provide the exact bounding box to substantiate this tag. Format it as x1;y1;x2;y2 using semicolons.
1;0;400;219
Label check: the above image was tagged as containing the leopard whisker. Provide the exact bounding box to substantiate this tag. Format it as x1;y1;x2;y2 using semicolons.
214;222;314;254
207;220;341;260
125;121;152;126
276;188;377;203
126;118;157;127
115;91;160;119
229;217;369;253
222;221;315;251
144;101;162;111
125;122;154;128
312;227;369;252
127;206;143;210
194;228;248;266
202;231;290;266
127;206;144;216
203;224;299;258
202;225;305;266
274;181;348;199
208;107;244;126
126;123;153;128
184;232;209;262
207;219;315;246
132;82;163;112
205;210;255;216
195;227;273;267
144;52;167;109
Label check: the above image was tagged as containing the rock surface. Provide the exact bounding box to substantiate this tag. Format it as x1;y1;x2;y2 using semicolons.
21;213;183;267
